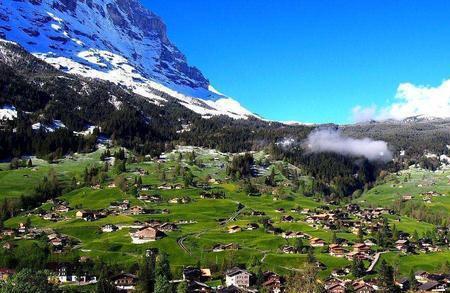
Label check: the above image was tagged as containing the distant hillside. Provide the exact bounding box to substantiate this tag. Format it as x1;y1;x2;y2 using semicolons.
341;119;450;157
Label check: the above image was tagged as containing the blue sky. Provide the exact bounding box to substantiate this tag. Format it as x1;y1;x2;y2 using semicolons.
145;1;450;123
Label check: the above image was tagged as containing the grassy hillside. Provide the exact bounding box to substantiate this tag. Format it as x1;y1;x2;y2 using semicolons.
1;147;449;282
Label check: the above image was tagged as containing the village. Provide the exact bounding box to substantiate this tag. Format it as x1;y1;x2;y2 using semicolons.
1;147;450;292
2;190;450;292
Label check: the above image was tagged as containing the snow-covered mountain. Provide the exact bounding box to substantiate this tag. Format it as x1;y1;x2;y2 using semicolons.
0;0;254;119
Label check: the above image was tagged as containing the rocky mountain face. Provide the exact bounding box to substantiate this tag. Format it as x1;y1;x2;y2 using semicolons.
0;0;254;119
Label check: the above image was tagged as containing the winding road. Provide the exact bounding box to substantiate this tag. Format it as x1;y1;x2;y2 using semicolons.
176;203;246;255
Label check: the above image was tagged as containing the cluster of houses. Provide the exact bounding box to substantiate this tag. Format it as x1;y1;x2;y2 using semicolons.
100;219;180;244
137;194;161;202
73;202;165;222
89;266;284;292
39;199;71;222
0;223;72;253
392;238;441;254
412;271;450;292
328;242;373;260
177;266;283;293
421;191;446;204
324;270;450;292
47;232;71;253
48;262;97;285
109;200;164;216
227;223;260;234
325;278;379;293
126;220;177;244
303;205;394;233
200;190;226;199
269;204;395;238
2;255;450;293
168;197;191;204
157;183;184;190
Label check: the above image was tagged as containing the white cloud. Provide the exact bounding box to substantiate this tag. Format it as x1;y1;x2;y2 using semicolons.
303;128;393;162
352;79;450;122
352;105;377;123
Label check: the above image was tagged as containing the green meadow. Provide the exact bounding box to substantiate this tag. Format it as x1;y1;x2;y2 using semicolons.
1;148;449;279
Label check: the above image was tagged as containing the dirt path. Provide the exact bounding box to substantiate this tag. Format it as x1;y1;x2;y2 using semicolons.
177;234;192;255
367;251;388;272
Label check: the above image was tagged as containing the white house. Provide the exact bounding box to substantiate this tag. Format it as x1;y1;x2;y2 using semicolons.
225;268;251;288
102;224;118;233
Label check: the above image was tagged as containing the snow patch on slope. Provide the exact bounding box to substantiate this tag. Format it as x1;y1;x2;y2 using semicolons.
74;125;98;136
32;120;66;132
0;105;17;120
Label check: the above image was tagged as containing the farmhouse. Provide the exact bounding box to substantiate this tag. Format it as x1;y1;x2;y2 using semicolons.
157;222;178;232
111;273;138;291
43;213;59;221
146;195;162;202
158;184;172;190
415;271;430;283
50;237;64;247
395;277;410;291
324;277;347;293
182;267;211;282
417;280;447;292
2;229;15;237
310;238;326;247
251;211;265;216
187;281;212;292
183;267;202;281
54;204;70;213
281;215;294;222
129;205;145;215
168;197;180;204
228;225;241;234
395;239;410;252
225;267;252;288
212;243;239;252
326;283;347;293
331;268;349;278
352;243;371;254
402;194;412;201
262;272;283;293
75;210;103;221
346;251;368;261
352;280;376;292
18;223;27;234
130;227;165;244
137;195;149;201
282;231;306;239
329;244;346;258
246;223;259;230
102;224;118;233
281;245;297;254
110;201;129;211
49;265;81;283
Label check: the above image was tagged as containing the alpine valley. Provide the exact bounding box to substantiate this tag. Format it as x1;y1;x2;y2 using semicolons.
0;1;450;293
